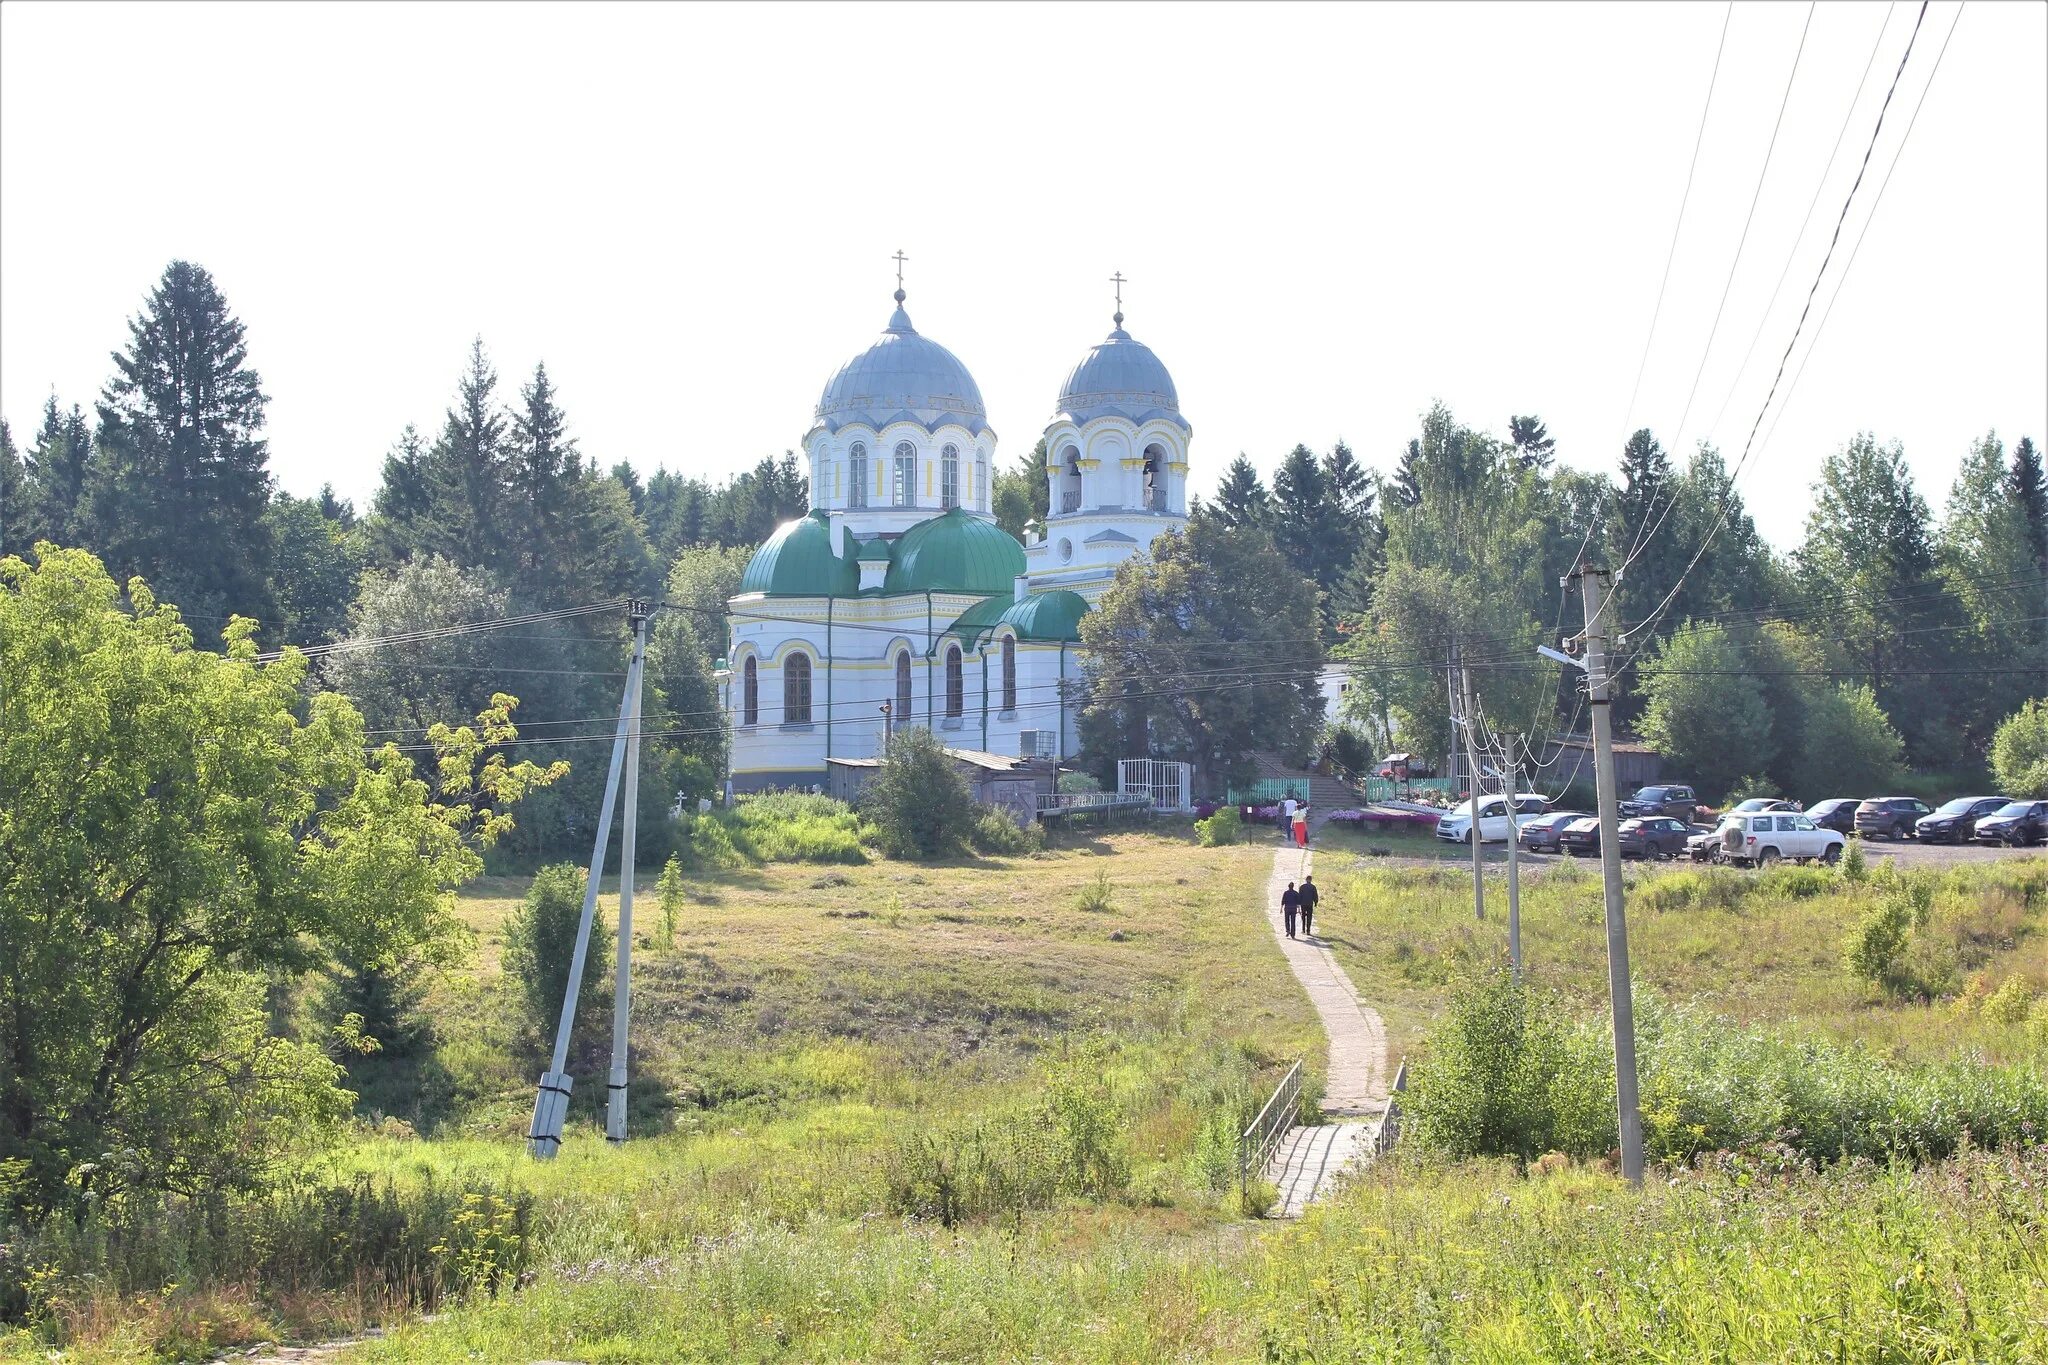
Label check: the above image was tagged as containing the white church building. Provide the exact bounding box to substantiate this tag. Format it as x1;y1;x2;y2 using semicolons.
723;277;1191;792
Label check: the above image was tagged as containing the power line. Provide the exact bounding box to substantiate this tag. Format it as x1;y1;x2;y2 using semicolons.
1702;1;1899;447
1754;0;1967;460
1617;0;1938;656
1624;1;1817;575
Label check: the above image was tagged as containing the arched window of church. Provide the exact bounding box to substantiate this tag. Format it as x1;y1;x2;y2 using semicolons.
1001;635;1016;712
1060;446;1082;514
783;652;812;724
848;442;868;509
944;645;963;718
742;657;758;726
1143;443;1166;512
895;650;912;724
975;449;987;509
894;442;916;507
941;444;959;509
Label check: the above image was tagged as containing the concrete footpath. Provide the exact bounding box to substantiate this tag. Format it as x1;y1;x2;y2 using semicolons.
1261;842;1391;1216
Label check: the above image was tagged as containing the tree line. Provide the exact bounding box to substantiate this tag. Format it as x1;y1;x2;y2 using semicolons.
1080;406;2045;800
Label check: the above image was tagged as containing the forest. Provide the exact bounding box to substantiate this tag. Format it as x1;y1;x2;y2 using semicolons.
5;256;2047;834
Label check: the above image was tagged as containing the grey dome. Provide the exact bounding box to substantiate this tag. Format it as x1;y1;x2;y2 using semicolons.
814;294;988;436
1056;315;1187;431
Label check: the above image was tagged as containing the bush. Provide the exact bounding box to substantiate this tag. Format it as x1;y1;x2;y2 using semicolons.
1991;699;2048;797
1724;772;1781;804
503;864;611;1049
1075;869;1115;914
862;729;977;859
1846;870;1935;997
1836;838;1869;884
969;807;1043;856
1407;982;2048;1167
1195;803;1244;846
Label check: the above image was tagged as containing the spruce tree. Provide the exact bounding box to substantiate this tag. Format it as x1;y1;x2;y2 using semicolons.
1270;443;1327;579
1212;454;1270;531
1507;415;1556;471
1387;438;1424;510
86;260;275;634
2010;435;2048;572
369;424;432;563
25;394;96;547
0;420;25;555
508;362;579;579
421;338;510;571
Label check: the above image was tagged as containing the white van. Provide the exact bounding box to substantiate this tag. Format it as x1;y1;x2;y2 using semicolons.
1435;793;1551;844
1713;811;1845;867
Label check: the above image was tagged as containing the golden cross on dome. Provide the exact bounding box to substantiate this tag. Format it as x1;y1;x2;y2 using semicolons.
1110;270;1126;312
893;249;908;293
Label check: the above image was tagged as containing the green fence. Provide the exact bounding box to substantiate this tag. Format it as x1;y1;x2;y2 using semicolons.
1360;776;1461;803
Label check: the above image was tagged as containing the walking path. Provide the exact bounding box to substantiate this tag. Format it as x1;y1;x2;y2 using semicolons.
1260;840;1391;1217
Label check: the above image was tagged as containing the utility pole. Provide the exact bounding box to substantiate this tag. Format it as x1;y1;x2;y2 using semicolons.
606;601;652;1144
1502;733;1523;981
1455;640;1485;921
1580;565;1644;1185
528;601;650;1159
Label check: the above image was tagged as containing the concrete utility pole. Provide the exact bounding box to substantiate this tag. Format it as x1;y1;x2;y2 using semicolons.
528;602;650;1159
1580;565;1645;1185
1455;642;1485;921
606;603;652;1144
1502;734;1523;981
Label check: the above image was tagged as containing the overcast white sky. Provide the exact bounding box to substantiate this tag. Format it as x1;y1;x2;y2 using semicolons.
3;1;2042;550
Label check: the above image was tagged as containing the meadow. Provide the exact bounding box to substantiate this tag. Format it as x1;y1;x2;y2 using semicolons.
5;830;2045;1362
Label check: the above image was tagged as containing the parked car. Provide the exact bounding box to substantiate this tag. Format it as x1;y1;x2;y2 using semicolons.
1975;800;2048;847
1374;752;1436;779
1518;811;1587;854
1714;811;1846;867
1434;792;1550;844
1914;796;2014;844
1855;796;1932;840
1805;798;1861;835
1557;815;1603;856
1728;797;1799;814
1618;816;1690;860
1619;784;1698;822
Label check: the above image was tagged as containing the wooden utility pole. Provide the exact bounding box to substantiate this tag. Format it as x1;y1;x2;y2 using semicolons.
1580;566;1644;1185
1455;640;1484;921
606;603;651;1144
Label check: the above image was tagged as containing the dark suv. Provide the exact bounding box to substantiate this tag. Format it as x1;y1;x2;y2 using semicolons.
1975;800;2048;847
1915;796;2013;844
1619;784;1698;822
1855;796;1932;840
1806;798;1861;835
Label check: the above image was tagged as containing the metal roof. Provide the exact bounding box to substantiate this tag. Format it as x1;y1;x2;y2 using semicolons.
738;511;858;597
815;293;988;437
1055;314;1189;432
883;507;1026;595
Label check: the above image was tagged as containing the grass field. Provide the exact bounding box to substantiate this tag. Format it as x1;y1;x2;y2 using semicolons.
7;830;2046;1362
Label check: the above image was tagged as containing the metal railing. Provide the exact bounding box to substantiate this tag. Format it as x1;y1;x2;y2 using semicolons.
1373;1059;1409;1158
1238;1060;1303;1191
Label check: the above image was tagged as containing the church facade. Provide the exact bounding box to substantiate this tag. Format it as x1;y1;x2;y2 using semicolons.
723;280;1191;792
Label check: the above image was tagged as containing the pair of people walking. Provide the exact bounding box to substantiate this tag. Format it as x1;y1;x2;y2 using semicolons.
1281;874;1319;939
1279;796;1310;848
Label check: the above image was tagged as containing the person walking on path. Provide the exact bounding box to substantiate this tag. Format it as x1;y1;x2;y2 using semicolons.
1280;795;1297;842
1294;803;1310;848
1298;874;1319;938
1281;881;1301;938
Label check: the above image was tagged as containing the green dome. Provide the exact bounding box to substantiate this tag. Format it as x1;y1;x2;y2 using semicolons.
739;511;858;597
943;594;1011;643
882;507;1026;595
999;590;1090;642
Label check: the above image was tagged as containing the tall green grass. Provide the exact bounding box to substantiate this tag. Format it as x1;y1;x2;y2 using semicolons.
1405;970;2048;1165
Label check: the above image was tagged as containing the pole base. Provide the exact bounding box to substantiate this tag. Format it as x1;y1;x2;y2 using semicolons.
527;1070;573;1159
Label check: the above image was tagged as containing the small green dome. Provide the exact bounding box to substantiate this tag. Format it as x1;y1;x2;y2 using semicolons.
739;511;858;597
883;507;1026;595
999;590;1090;642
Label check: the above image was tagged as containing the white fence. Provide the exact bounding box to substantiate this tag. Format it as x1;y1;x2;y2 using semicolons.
1118;759;1194;814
